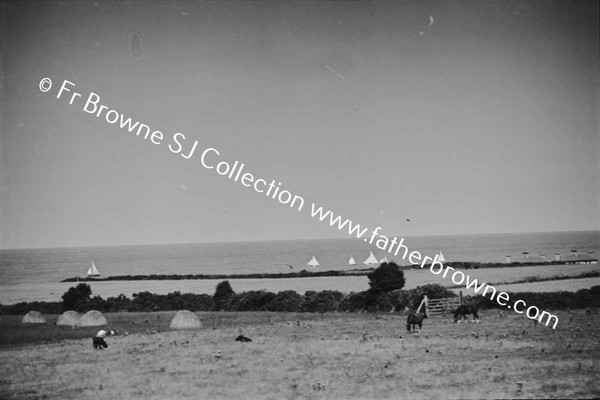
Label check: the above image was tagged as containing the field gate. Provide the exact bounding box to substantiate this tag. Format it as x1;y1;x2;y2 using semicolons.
416;292;463;316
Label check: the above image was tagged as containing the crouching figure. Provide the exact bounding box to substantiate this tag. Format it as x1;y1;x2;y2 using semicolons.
93;336;108;350
92;329;116;350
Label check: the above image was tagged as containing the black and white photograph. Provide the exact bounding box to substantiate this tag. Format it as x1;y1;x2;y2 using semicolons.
0;1;599;398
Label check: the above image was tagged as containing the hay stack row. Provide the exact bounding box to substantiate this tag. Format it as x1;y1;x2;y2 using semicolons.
22;310;108;326
22;309;202;329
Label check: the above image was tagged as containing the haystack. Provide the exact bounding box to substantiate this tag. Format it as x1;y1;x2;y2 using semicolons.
169;310;202;329
77;310;107;327
21;311;46;324
57;310;81;326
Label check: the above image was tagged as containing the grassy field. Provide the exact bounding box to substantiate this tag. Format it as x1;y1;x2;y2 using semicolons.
491;277;600;294
1;309;599;399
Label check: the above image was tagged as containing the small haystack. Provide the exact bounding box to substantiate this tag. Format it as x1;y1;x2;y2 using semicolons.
77;310;107;327
57;310;81;326
169;310;202;330
22;311;46;324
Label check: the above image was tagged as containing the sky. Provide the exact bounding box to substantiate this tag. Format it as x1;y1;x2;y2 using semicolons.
0;0;598;249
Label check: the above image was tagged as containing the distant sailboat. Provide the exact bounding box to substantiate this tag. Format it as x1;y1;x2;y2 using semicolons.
348;256;356;265
379;256;389;263
437;251;446;262
307;256;319;267
87;261;100;277
363;251;379;265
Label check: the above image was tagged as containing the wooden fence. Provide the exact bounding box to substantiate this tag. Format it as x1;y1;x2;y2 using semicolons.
417;293;463;316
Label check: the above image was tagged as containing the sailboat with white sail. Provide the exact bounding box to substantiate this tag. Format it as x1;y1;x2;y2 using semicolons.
348;256;356;266
307;256;319;267
437;251;446;262
363;251;379;266
87;261;100;277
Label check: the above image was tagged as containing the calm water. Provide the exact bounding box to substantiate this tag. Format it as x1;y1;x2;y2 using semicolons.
1;231;598;286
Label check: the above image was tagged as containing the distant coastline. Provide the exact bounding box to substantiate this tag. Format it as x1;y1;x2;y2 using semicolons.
61;268;372;282
60;260;597;282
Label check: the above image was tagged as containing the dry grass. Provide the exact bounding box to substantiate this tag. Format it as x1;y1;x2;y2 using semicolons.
492;277;600;293
1;309;599;399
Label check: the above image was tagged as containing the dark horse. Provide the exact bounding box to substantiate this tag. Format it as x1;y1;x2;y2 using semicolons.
406;311;428;333
454;305;480;323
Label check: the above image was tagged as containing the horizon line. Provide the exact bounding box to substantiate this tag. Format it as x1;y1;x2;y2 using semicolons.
1;228;599;252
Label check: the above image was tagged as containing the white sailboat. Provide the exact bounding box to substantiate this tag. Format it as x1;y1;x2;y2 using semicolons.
307;256;319;267
379;256;389;263
87;261;100;277
437;251;446;262
348;256;356;265
363;251;379;265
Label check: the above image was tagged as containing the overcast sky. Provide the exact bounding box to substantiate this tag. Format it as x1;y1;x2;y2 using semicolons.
1;1;598;249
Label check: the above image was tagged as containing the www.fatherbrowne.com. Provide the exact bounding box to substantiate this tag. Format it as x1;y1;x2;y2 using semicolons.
310;205;559;329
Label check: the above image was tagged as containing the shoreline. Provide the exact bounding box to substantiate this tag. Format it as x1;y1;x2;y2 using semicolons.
59;261;598;283
2;264;599;305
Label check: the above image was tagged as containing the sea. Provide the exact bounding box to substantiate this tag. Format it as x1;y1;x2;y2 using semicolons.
0;231;598;304
2;231;599;285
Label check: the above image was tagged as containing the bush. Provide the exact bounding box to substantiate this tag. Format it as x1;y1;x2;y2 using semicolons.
363;289;383;312
303;290;344;313
131;291;161;311
213;281;235;311
61;284;92;312
367;262;406;293
101;294;132;312
387;290;412;312
371;291;395;312
87;295;106;312
267;290;304;312
412;284;455;299
339;292;368;312
235;290;276;311
190;294;215;311
302;291;318;311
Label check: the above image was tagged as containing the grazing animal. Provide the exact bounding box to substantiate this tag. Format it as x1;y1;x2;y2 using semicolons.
235;335;252;342
406;311;428;333
454;305;480;323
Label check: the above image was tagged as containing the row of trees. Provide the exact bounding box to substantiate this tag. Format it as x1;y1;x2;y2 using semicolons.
54;281;454;314
55;282;600;315
2;283;599;316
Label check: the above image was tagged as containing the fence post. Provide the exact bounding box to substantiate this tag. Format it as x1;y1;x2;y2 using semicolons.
460;291;463;306
416;295;428;314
